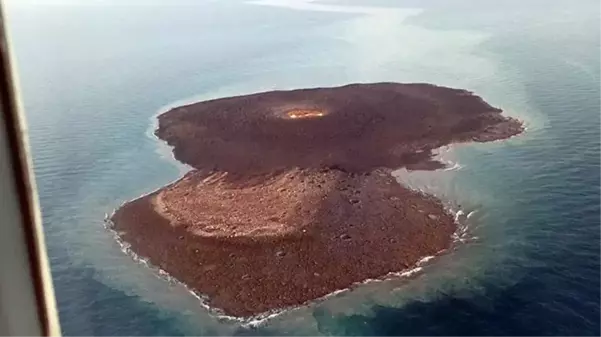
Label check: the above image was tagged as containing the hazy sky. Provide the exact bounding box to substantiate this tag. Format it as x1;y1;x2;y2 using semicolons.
6;0;600;8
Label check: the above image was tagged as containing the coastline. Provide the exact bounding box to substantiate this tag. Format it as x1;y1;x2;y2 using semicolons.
104;112;475;325
104;140;495;325
104;210;455;327
107;83;524;319
104;183;473;326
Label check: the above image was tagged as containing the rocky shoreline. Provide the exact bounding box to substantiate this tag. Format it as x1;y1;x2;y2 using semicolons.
104;212;446;325
110;82;523;317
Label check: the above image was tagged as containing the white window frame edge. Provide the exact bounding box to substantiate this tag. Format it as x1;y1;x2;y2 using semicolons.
0;3;61;336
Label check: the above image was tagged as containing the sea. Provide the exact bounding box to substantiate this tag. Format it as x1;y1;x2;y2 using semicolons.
5;0;600;335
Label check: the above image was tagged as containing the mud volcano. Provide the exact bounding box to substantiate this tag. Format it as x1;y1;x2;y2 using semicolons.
110;82;523;317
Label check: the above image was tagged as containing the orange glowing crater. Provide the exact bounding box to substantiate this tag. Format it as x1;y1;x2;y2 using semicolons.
286;109;326;119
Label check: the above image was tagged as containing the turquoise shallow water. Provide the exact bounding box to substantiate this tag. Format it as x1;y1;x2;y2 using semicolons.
5;0;600;335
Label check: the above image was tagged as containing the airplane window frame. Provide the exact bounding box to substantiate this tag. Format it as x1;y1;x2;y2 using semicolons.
0;3;61;336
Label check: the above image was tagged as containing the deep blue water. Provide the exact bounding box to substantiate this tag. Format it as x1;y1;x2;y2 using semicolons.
5;0;600;335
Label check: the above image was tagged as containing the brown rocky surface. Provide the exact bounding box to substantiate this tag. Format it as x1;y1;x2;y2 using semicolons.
110;82;523;317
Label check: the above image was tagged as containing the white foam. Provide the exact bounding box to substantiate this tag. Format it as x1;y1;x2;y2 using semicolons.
454;210;465;222
417;255;435;266
398;267;423;277
443;162;463;171
146;103;194;175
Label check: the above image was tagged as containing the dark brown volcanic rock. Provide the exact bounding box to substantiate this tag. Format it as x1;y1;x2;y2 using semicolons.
111;82;523;317
155;83;522;175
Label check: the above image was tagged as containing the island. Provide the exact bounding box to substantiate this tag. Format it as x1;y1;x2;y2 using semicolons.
109;83;523;318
